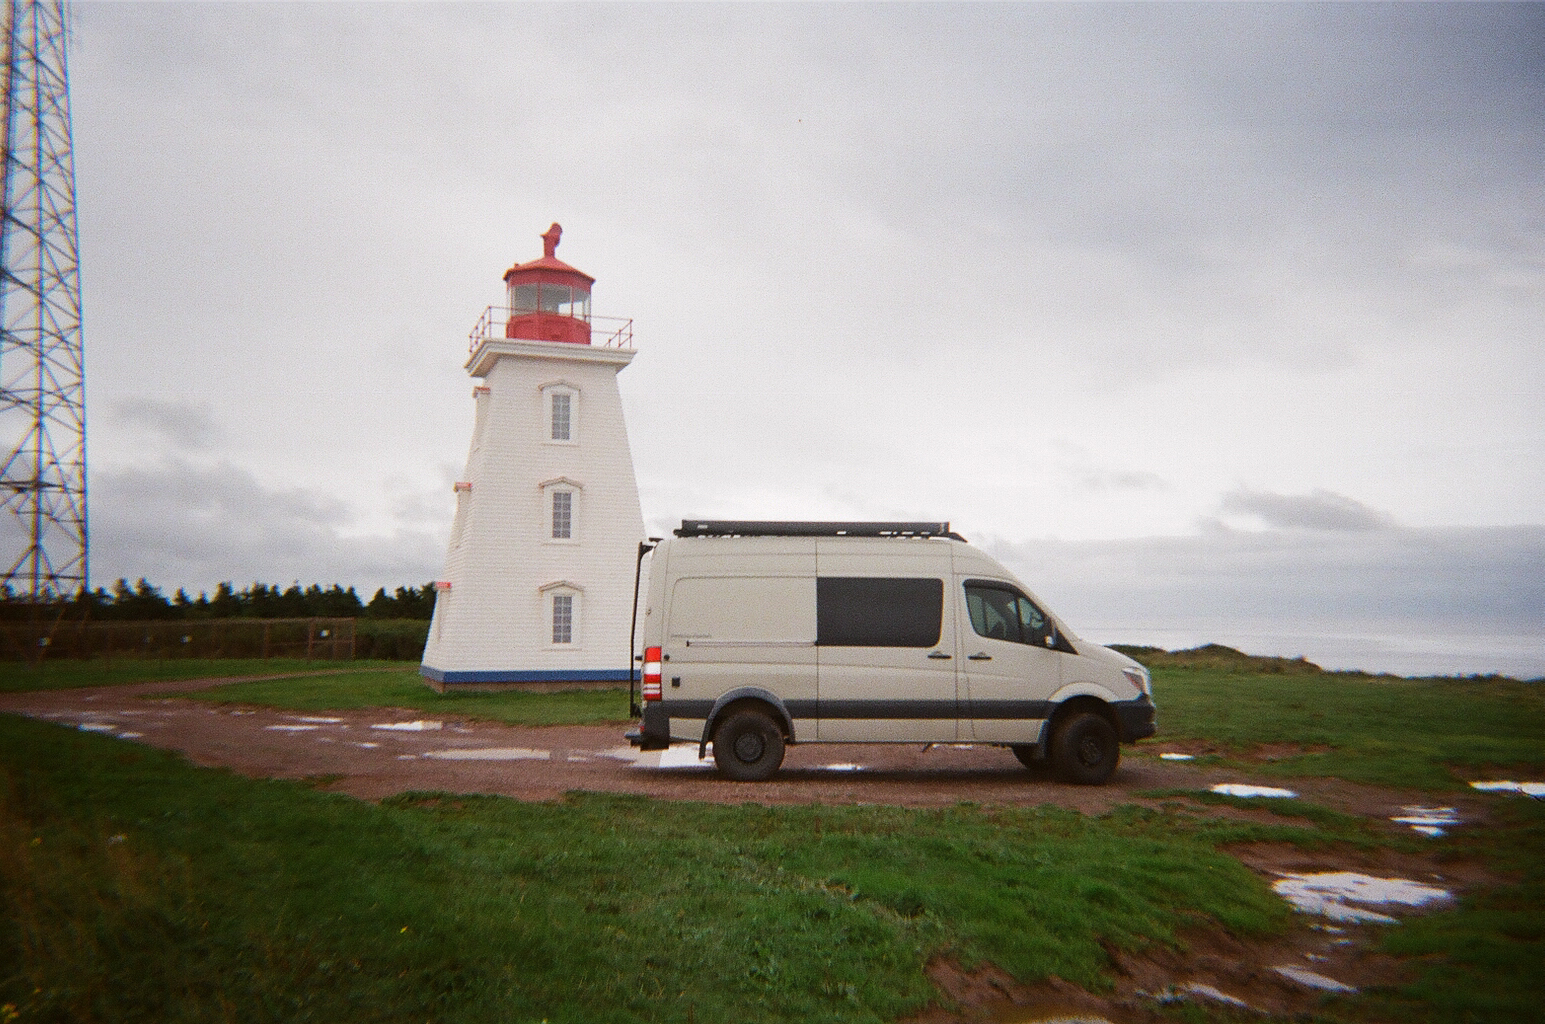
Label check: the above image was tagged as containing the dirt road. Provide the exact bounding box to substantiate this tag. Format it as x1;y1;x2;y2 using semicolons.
0;676;1482;827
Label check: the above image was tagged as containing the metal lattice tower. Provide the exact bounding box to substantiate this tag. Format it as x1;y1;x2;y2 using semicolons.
0;0;86;601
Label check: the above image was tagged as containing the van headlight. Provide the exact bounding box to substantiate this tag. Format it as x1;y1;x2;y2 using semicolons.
1122;667;1151;697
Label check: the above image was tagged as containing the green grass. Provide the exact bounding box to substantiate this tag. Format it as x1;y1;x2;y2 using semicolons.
5;659;1545;1020
1360;797;1545;1024
1148;668;1545;790
0;714;1288;1024
0;658;398;694
172;668;634;726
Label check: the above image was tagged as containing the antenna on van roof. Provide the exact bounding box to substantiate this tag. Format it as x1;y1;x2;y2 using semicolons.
674;521;966;541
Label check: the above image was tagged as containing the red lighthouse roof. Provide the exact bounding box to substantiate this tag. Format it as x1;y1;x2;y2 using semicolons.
502;223;594;344
502;223;596;285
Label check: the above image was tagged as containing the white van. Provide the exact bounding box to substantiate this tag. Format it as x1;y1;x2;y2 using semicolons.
625;521;1155;784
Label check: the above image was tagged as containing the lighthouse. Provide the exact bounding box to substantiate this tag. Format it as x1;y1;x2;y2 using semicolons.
421;224;645;689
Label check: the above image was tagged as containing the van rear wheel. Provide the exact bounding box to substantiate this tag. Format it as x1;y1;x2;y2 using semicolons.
712;709;785;781
1011;744;1043;770
1050;711;1119;785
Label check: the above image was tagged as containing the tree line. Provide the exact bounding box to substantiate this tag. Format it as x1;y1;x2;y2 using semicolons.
0;580;438;622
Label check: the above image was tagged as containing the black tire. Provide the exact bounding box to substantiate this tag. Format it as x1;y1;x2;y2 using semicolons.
1050;711;1119;785
1011;744;1042;770
712;708;785;781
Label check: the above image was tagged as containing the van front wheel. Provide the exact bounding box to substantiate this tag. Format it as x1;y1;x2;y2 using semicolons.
712;709;786;781
1050;711;1119;785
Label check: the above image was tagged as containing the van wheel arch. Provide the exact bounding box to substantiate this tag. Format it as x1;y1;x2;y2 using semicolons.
698;690;795;759
1046;697;1121;785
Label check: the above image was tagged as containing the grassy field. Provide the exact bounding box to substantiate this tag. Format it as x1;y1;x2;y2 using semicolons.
170;668;634;726
2;657;1543;1022
2;713;1301;1024
0;658;399;694
1141;665;1545;790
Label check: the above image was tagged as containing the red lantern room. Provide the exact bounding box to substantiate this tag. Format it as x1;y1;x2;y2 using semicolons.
503;223;595;345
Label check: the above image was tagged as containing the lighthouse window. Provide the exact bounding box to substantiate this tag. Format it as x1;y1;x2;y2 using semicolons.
540;284;570;314
551;393;571;440
552;490;573;539
512;284;538;313
552;594;573;644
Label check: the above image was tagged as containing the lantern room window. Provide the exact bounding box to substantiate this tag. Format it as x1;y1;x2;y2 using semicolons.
509;281;590;320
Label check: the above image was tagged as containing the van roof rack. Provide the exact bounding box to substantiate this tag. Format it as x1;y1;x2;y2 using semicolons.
674;520;966;541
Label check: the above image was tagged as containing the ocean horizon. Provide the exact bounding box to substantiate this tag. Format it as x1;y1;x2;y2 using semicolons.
1088;626;1544;680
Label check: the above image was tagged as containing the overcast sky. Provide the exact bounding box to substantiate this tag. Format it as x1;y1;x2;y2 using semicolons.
52;2;1543;674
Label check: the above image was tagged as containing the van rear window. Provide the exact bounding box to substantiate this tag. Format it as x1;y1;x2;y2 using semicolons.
816;577;942;647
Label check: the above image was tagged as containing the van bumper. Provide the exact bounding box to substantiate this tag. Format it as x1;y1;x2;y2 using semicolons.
625;703;672;751
1113;695;1157;742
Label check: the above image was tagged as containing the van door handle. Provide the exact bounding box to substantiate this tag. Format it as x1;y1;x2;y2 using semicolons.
927;651;952;660
968;653;992;661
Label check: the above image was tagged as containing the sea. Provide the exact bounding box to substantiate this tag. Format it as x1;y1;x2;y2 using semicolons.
1087;626;1545;680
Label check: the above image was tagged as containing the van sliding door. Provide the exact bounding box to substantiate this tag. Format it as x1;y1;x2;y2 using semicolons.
814;541;960;741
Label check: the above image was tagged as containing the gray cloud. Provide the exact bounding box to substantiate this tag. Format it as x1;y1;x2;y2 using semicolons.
50;3;1543;667
110;398;225;453
90;460;443;593
1218;488;1396;532
1078;471;1169;494
986;525;1545;640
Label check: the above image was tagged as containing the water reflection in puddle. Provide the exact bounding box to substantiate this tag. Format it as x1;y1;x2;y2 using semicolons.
1159;752;1194;761
265;724;320;732
371;720;443;732
1272;964;1356;993
603;745;716;770
1273;871;1452;924
655;745;713;769
423;747;549;761
1149;982;1253;1011
1471;780;1545;798
1390;805;1460;836
1210;783;1297;798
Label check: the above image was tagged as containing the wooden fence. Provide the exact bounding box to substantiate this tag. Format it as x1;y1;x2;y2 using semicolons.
0;617;357;661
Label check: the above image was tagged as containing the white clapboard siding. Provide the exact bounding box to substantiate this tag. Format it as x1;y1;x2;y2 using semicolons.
421;338;644;686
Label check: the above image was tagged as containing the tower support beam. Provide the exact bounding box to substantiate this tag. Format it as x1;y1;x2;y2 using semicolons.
1;0;87;601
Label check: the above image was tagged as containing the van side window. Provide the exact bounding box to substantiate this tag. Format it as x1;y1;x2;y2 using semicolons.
816;577;942;647
965;583;1051;646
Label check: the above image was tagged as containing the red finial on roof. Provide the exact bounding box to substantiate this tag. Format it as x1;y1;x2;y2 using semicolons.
542;223;562;259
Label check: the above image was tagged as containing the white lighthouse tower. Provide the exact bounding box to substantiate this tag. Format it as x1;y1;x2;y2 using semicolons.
421;224;645;689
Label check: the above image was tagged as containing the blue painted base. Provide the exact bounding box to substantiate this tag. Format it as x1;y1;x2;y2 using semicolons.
420;665;634;686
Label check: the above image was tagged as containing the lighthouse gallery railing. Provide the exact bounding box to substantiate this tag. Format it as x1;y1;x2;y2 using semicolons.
468;307;634;352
